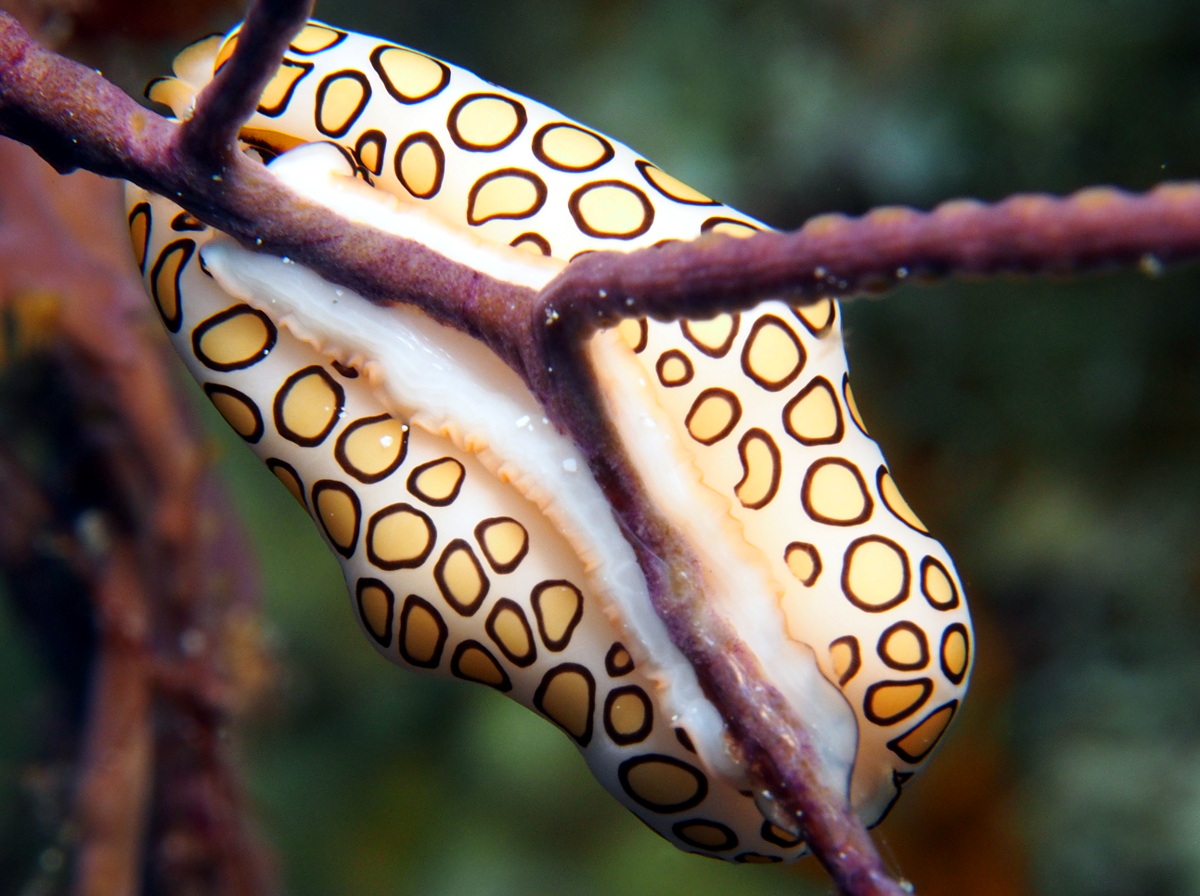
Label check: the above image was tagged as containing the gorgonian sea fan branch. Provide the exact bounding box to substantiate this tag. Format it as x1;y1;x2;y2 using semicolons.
537;185;1200;333
3;7;1200;896
137;15;912;890
522;327;903;896
5;8;1200;353
0;10;910;895
179;0;316;165
0;10;530;361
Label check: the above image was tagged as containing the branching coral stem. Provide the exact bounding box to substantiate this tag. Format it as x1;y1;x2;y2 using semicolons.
5;5;1200;894
180;0;316;165
539;185;1200;331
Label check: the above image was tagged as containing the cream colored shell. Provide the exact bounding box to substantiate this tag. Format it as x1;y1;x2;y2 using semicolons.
127;20;972;862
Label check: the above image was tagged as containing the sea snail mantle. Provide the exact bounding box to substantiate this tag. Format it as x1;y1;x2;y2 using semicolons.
126;20;973;863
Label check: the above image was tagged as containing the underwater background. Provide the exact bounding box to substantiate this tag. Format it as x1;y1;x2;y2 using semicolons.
2;1;1199;894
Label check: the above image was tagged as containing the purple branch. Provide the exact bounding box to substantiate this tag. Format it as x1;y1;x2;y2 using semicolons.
179;0;313;166
0;15;177;178
0;11;528;357
6;7;1200;894
538;184;1200;331
526;323;907;896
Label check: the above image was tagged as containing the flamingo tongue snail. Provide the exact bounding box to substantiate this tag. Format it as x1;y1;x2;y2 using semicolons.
125;20;972;862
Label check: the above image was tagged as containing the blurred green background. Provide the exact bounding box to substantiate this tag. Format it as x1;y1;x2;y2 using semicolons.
4;1;1200;894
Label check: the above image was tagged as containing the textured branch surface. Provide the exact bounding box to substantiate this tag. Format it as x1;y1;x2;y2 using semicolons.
0;10;530;362
2;4;1199;896
538;185;1200;331
180;0;315;164
526;326;907;896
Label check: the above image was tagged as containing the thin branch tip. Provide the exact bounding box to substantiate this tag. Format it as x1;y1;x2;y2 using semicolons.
6;9;1200;895
179;0;312;164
